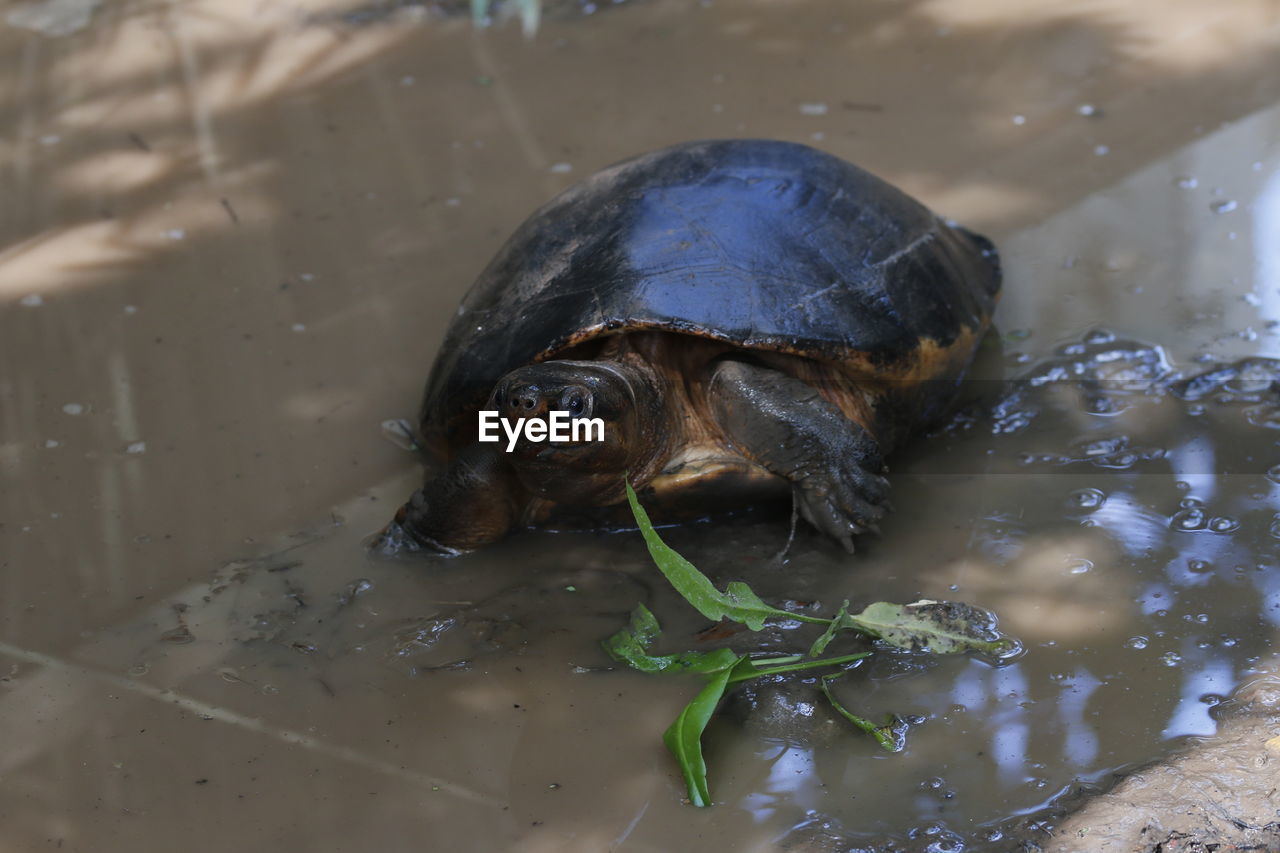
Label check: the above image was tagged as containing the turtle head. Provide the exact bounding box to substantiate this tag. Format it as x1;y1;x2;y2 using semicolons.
487;359;667;505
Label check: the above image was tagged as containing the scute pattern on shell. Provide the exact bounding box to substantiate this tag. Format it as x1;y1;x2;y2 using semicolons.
420;139;1001;445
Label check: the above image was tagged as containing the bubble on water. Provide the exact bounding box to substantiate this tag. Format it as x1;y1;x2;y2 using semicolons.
1179;496;1203;508
1080;437;1125;457
549;162;572;174
1077;103;1100;117
1066;557;1093;575
163;228;186;240
1083;328;1115;345
1210;199;1238;214
1069;488;1106;510
1125;636;1149;649
1270;515;1280;539
1175;175;1198;189
798;102;828;116
123;304;138;315
1094;144;1110;156
1187;558;1213;573
1175;480;1192;492
1171;507;1207;531
1010;114;1027;126
291;323;306;332
1268;464;1280;484
1245;405;1280;429
62;403;85;416
44;439;60;448
125;441;146;454
1208;516;1239;533
1160;652;1183;667
19;293;44;307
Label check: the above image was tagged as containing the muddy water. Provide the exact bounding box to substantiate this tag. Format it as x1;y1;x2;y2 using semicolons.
4;1;1280;850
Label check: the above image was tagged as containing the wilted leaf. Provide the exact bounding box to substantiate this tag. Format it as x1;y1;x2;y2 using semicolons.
838;600;1021;659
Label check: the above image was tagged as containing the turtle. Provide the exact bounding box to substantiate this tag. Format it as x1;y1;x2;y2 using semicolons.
376;139;1001;555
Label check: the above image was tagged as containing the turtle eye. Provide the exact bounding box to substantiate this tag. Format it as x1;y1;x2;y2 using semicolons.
559;386;592;418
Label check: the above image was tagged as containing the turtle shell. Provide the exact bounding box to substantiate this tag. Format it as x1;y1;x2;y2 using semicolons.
420;139;1001;445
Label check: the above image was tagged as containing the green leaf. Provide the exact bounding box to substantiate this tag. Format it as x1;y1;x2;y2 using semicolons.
662;662;742;806
726;652;869;684
837;600;1022;659
808;600;849;656
625;482;822;629
820;674;907;752
602;604;741;675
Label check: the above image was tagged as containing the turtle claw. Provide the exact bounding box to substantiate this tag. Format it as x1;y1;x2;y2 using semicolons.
795;481;887;554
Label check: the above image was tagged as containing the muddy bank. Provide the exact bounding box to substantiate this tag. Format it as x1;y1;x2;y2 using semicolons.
1051;674;1280;852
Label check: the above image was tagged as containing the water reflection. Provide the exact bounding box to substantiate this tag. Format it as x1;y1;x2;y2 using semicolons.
782;320;1280;846
987;664;1030;783
1161;652;1234;739
1083;490;1168;557
1254;169;1280;340
1058;668;1101;769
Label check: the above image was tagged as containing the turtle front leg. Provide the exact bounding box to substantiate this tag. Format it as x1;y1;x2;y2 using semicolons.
374;444;521;556
708;359;889;553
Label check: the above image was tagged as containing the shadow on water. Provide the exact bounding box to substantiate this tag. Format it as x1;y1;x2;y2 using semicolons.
4;1;1280;850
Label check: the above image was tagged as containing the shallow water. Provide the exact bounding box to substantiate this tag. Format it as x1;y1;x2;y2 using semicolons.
3;1;1280;850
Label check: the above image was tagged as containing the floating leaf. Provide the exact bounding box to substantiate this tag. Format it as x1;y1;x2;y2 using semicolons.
820;674;908;752
662;660;748;806
728;652;869;683
603;604;741;675
837;600;1020;659
625;482;821;629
